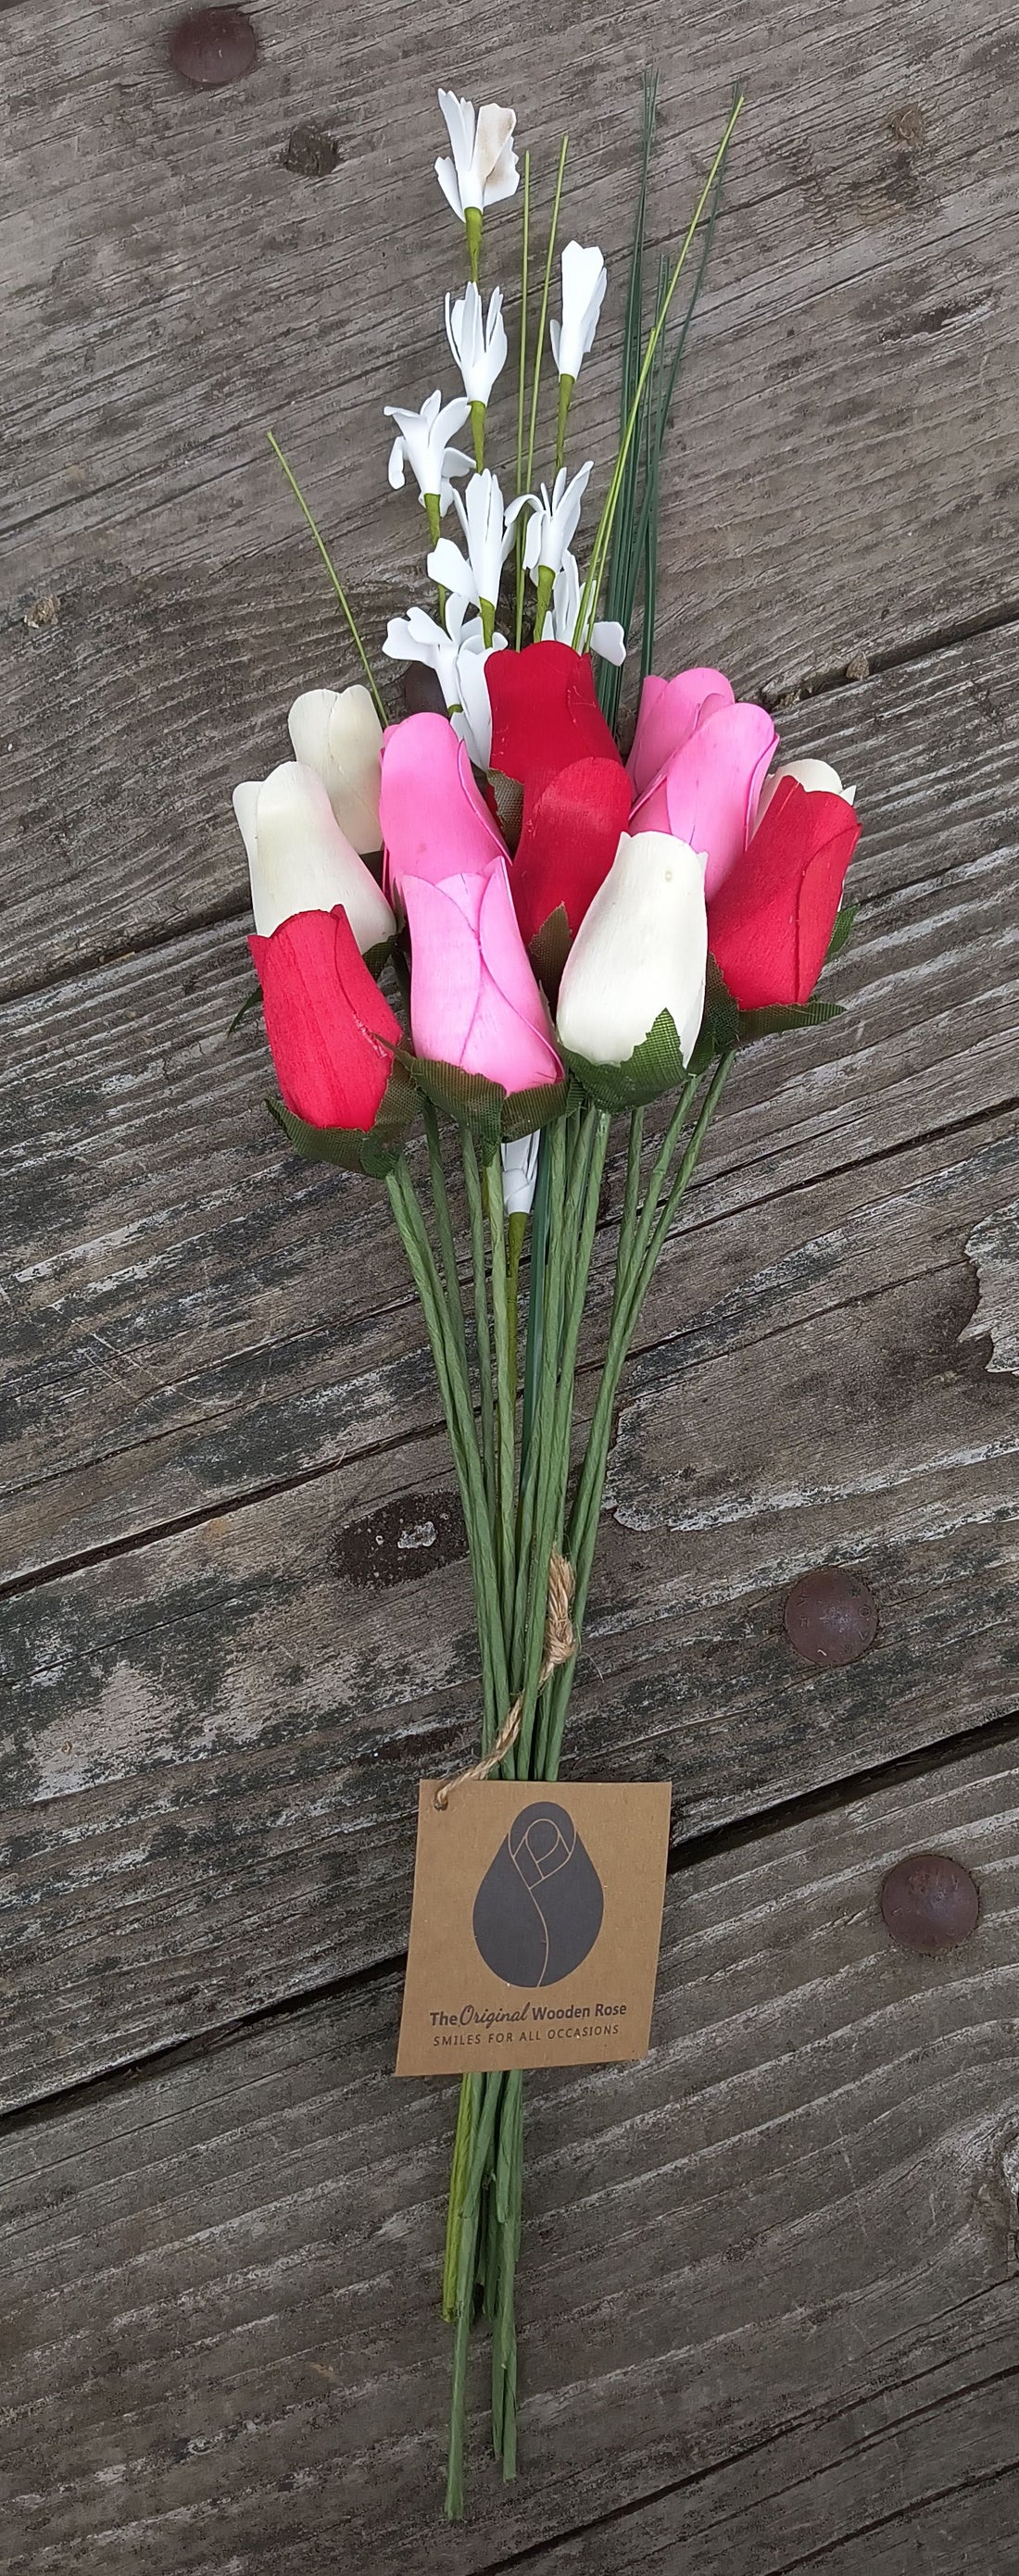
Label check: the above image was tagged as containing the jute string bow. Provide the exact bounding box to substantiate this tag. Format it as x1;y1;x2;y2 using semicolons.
434;1551;575;1810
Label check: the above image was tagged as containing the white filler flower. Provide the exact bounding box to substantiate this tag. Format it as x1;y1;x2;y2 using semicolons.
512;462;594;583
383;600;507;769
435;90;519;219
446;284;508;406
427;470;514;642
500;1132;541;1219
385;389;472;513
550;243;608;382
233;764;396;952
557;831;708;1071
548;553;625;666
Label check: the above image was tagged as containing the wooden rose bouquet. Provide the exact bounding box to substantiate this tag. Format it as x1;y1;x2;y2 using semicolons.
230;81;861;2517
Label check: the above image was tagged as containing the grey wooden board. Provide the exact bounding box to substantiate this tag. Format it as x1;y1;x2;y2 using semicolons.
2;0;1018;992
5;1736;1018;2572
4;0;1019;2553
3;621;1019;2107
1;1098;1018;2109
5;623;1018;1577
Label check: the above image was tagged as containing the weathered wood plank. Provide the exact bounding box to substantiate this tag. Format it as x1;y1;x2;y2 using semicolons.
2;1098;1017;2107
517;2382;1019;2573
4;625;1017;1582
2;0;1017;986
5;1738;1018;2571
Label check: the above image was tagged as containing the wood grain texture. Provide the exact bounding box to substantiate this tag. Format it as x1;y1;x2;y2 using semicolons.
5;1739;1018;2572
2;1099;1017;2107
1;0;1017;988
4;0;1019;2545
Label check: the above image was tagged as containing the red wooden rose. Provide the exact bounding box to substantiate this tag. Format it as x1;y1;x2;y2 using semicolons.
249;907;402;1131
708;776;861;1009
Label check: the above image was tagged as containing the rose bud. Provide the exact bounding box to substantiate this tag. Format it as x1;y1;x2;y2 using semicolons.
233;761;395;953
286;682;384;856
487;641;629;945
378;710;506;909
250;907;401;1131
380;706;561;1094
556;830;708;1070
404;860;562;1094
754;755;856;822
627;669;776;898
708;776;861;1009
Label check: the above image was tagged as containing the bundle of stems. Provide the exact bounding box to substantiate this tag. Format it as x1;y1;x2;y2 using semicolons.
266;81;745;2513
384;1060;734;2513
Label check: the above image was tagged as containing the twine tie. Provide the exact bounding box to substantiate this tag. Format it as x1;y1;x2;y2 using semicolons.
434;1551;575;1810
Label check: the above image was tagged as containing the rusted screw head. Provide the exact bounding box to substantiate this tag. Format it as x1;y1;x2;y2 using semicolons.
880;1852;979;1953
168;7;258;86
783;1567;879;1667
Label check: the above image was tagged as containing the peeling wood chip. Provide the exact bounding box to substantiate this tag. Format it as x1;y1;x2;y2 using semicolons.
960;1202;1019;1374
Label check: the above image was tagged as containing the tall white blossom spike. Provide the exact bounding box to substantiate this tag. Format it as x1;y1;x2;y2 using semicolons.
427;470;515;640
435;90;519;220
549;243;608;381
383;601;468;715
446;284;508;406
454;629;507;769
548;553;626;667
384;389;472;507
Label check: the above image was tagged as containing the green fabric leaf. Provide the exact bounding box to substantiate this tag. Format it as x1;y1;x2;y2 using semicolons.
825;901;857;962
527;905;572;1007
489;769;524;854
265;1058;416;1178
700;955;741;1055
228;984;263;1035
406;1057;505;1157
690;955;843;1061
500;1078;575;1142
561;1007;688;1109
737;996;843;1044
266;1097;368;1172
363;933;397;982
406;1053;572;1151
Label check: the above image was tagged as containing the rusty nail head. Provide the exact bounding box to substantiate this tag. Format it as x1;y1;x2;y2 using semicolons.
783;1567;879;1668
168;8;258;86
880;1852;979;1953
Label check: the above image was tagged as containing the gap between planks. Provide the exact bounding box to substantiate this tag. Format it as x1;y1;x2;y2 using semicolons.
4;1696;1017;2145
3;1083;1016;1605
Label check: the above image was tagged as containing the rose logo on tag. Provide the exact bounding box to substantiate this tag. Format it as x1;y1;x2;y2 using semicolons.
472;1800;604;1988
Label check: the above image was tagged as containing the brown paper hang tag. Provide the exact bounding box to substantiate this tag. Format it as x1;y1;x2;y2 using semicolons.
396;1780;672;2077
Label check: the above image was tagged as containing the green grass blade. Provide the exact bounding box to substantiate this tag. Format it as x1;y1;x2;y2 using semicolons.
524;134;570;500
266;431;389;723
513;148;532;647
575;92;744;658
634;105;735;682
598;70;658;727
